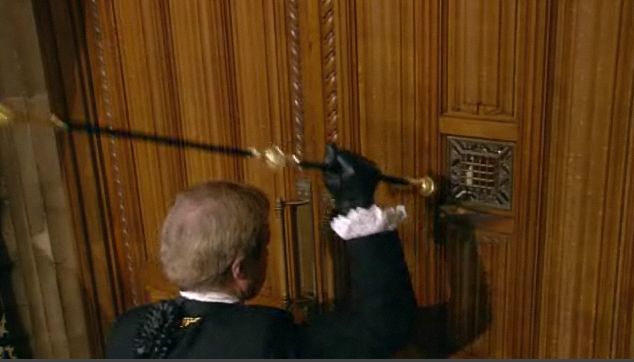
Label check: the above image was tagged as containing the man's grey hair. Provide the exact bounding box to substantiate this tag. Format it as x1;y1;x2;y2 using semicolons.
160;181;269;292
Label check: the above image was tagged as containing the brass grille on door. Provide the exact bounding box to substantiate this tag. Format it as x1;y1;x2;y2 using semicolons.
447;136;514;210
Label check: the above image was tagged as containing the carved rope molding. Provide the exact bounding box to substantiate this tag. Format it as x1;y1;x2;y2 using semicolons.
318;0;338;228
318;0;340;306
89;0;139;306
320;0;338;143
287;0;304;159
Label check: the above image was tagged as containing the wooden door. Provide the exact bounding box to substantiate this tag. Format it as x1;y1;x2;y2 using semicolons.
84;0;295;308
36;0;547;357
36;0;358;351
315;0;549;357
35;0;300;353
35;0;634;358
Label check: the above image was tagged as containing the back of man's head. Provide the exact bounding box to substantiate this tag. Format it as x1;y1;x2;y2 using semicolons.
160;181;269;292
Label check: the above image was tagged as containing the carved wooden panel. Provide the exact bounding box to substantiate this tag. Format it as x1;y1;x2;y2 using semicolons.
443;0;518;120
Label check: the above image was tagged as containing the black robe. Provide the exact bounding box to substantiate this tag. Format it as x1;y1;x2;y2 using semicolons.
105;230;416;358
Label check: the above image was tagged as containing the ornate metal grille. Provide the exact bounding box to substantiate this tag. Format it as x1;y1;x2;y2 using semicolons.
447;136;513;209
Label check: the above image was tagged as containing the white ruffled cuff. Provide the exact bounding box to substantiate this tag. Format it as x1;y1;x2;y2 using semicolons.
330;205;407;240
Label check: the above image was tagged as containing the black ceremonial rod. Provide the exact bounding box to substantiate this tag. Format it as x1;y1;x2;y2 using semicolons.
62;120;254;157
0;104;434;195
63;120;411;185
297;159;410;186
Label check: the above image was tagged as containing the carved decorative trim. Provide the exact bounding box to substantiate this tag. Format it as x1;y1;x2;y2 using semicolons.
287;0;304;158
447;136;513;210
320;0;338;143
316;0;341;306
89;0;138;306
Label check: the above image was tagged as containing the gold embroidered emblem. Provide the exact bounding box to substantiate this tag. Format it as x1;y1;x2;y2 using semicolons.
180;317;202;328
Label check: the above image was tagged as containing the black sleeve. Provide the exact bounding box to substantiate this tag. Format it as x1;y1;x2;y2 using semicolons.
296;231;416;358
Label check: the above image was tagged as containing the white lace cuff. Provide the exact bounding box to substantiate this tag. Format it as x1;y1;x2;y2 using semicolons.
330;204;407;240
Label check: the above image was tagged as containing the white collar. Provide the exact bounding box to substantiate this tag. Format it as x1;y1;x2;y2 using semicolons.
180;290;240;304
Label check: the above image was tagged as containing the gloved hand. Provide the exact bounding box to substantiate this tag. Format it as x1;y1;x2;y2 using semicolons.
323;143;381;215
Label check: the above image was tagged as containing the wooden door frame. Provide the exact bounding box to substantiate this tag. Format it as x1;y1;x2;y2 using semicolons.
32;0;126;356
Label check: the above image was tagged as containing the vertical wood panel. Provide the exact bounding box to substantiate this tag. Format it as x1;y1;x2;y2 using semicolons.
507;0;550;357
354;0;420;293
229;0;288;306
444;0;518;119
612;9;634;355
538;0;634;357
34;0;124;352
413;0;442;310
440;0;550;358
168;0;238;184
88;0;147;307
614;68;634;356
604;5;634;357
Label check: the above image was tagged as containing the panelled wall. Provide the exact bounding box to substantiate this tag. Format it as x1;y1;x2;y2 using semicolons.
33;0;634;358
538;1;634;357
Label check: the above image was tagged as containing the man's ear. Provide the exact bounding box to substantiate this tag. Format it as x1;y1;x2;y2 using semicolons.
230;255;247;281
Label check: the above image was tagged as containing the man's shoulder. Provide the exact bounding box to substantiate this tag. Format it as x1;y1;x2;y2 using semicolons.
105;302;158;358
110;302;156;333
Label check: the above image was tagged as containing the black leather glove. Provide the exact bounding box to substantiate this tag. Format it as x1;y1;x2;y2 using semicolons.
323;143;381;215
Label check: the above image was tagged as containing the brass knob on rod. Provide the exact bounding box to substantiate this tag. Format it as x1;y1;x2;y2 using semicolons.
406;176;436;197
252;146;437;198
0;103;15;126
